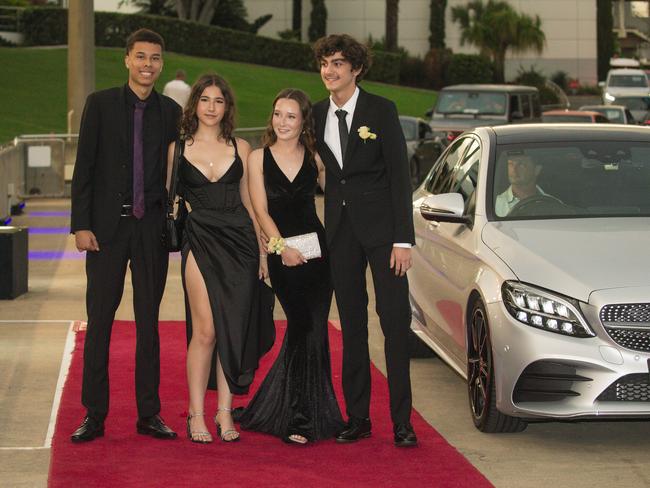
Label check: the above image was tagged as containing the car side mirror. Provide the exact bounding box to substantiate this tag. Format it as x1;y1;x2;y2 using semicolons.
419;193;469;224
598;81;606;88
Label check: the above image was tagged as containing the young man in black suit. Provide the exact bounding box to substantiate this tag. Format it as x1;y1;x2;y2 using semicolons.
70;28;181;442
312;34;417;447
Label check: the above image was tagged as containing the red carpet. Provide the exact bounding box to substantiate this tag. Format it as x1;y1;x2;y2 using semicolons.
49;321;492;487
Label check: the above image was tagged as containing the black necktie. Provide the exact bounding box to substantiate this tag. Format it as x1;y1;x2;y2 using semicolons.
335;109;348;162
133;101;147;219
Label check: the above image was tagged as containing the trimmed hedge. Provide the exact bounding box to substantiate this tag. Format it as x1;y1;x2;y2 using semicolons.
19;7;401;83
445;53;493;85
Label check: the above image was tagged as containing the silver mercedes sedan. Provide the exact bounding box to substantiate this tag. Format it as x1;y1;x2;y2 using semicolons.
409;124;650;433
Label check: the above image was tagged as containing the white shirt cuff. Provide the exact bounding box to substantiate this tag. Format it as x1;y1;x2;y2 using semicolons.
393;243;412;248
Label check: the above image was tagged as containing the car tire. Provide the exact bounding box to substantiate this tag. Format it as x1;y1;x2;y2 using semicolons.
409;157;420;188
467;299;527;433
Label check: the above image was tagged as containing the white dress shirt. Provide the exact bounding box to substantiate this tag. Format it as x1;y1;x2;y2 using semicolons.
324;86;360;168
495;185;547;217
324;87;410;249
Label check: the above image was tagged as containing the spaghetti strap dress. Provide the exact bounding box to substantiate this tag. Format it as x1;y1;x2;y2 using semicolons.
178;138;274;394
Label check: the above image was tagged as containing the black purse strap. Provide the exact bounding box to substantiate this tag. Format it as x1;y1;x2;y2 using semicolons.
167;138;184;215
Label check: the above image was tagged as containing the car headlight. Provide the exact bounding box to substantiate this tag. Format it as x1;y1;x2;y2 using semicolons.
604;92;615;102
502;282;595;338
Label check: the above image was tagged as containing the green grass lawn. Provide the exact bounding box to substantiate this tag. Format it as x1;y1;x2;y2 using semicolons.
1;47;436;143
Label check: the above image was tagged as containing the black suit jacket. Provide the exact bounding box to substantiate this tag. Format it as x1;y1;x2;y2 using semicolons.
71;86;181;243
313;88;415;247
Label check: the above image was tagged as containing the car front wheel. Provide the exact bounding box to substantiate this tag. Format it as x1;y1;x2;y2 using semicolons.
467;299;527;433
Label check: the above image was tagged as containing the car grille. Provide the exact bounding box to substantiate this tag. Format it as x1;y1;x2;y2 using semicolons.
600;303;650;352
513;361;592;403
597;374;650;402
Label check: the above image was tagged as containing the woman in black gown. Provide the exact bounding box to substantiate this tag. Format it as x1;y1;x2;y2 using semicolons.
240;89;344;444
168;74;273;443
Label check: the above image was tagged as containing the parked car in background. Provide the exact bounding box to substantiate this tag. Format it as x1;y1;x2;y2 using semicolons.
427;84;542;147
579;104;635;124
409;124;650;433
601;68;650;104
399;115;443;187
612;96;650;122
542;110;610;123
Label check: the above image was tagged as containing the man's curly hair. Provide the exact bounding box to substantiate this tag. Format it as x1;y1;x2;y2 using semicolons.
313;34;372;82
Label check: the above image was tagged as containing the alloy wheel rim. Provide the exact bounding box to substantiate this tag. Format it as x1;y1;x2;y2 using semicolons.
468;307;490;420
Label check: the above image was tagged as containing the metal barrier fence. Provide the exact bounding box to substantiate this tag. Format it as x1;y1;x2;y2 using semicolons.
0;128;265;221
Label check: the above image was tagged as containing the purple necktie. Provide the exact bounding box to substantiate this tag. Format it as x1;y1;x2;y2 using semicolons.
133;100;147;219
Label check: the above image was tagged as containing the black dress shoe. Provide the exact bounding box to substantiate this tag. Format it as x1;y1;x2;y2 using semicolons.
394;422;418;447
335;417;371;443
136;415;177;439
71;416;104;443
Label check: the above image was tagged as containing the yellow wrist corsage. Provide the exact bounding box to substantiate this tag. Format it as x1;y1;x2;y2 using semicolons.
267;237;285;255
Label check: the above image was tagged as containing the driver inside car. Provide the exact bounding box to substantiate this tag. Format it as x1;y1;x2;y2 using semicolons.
495;152;548;217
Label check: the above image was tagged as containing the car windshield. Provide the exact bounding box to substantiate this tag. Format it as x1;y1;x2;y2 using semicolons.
436;92;506;115
542;114;594;123
492;141;650;220
400;119;417;140
587;108;624;123
617;97;650;111
608;74;648;87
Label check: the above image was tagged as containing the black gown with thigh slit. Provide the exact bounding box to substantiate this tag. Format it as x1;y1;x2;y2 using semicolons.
239;147;344;441
178;138;274;395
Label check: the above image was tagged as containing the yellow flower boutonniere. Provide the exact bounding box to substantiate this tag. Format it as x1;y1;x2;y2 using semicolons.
358;126;377;142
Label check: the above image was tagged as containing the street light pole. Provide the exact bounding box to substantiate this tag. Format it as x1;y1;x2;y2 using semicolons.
67;0;95;134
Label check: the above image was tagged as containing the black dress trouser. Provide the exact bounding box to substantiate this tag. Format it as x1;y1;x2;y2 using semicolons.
329;207;413;425
81;205;168;421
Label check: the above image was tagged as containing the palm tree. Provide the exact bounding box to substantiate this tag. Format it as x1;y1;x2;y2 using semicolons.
385;0;399;51
451;0;545;83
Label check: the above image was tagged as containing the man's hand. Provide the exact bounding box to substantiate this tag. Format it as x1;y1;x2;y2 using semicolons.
75;230;100;252
390;247;412;277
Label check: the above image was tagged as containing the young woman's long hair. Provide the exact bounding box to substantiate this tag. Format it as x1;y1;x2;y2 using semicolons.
262;88;316;164
179;73;236;143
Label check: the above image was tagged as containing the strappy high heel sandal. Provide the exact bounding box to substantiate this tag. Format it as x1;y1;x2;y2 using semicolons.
186;412;212;444
214;407;240;442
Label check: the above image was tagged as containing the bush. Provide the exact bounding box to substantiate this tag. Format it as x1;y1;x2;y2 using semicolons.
514;65;560;106
550;70;568;91
19;7;401;83
445;53;493;85
423;47;452;89
399;55;429;88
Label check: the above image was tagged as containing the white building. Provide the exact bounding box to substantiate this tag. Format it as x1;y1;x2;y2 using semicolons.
247;0;598;84
78;0;601;84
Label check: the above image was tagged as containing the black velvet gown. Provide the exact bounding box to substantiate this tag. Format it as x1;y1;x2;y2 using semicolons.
179;139;274;395
239;147;344;441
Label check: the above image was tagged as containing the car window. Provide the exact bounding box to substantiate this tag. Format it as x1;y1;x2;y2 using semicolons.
436;92;506;115
531;93;542;118
608;74;648;87
626;109;635;122
399;119;417;140
509;95;520;115
618;97;650;111
491;142;650;219
450;139;481;213
595;115;610;123
425;137;474;194
521;95;531;118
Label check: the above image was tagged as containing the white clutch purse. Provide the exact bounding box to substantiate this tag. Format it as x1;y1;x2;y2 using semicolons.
284;232;322;260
